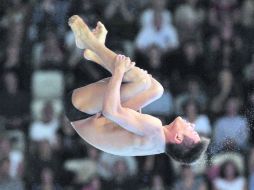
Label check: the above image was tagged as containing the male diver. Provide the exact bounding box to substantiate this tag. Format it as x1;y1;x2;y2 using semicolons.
65;15;209;164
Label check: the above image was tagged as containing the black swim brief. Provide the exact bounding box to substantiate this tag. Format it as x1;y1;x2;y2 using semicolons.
64;91;92;122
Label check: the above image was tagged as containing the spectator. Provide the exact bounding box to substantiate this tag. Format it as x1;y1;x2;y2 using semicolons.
245;89;254;143
0;71;30;129
240;0;254;48
138;156;155;189
248;146;254;190
163;40;207;89
243;54;254;91
64;145;101;187
174;77;207;115
28;140;61;186
35;31;64;70
30;0;69;41
97;152;137;181
173;165;207;190
1;0;28;69
137;155;176;189
104;0;137;50
32;167;63;190
213;160;247;190
212;97;249;153
135;45;163;77
210;69;242;116
0;157;24;190
0;134;24;179
107;159;138;190
3;44;21;70
57;114;86;160
204;34;222;83
241;0;254;28
174;0;205;42
29;101;59;145
149;174;167;190
135;0;179;52
177;40;206;80
82;175;103;190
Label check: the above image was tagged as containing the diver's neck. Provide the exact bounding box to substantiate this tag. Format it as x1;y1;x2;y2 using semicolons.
163;126;176;144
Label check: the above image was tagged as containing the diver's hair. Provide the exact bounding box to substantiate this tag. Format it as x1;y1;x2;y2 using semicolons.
165;137;210;164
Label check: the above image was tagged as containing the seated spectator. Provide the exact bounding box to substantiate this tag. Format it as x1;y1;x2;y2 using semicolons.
64;146;101;186
135;45;163;77
248;146;254;190
162;40;207;90
27;140;61;186
210;69;242;116
137;155;176;189
137;156;155;189
245;89;254;143
0;134;24;178
174;0;205;42
30;0;68;41
174;77;207;115
213;160;247;190
82;175;103;190
173;165;208;190
182;100;212;138
0;157;24;190
149;174;167;190
32;167;63;190
57;114;86;160
29;101;59;146
241;0;254;28
139;174;168;190
34;31;64;70
0;71;30;129
135;0;179;53
107;159;138;190
243;54;254;93
97;152;137;181
103;0;137;50
178;40;206;80
3;44;21;69
212;96;249;153
1;0;27;69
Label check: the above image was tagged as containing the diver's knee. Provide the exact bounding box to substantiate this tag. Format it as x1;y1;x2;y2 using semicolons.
151;79;164;99
139;74;152;90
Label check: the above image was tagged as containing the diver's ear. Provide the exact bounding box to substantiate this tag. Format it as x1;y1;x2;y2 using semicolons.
174;134;183;144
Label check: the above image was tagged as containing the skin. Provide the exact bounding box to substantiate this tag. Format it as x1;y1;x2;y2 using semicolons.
67;15;201;156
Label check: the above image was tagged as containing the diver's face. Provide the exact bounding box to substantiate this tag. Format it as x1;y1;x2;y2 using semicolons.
166;117;201;145
178;121;201;146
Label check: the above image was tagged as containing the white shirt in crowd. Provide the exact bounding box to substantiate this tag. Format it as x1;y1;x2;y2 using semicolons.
135;9;179;51
29;118;59;145
214;177;245;190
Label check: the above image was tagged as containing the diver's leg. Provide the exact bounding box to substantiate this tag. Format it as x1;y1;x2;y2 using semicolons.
68;15;146;82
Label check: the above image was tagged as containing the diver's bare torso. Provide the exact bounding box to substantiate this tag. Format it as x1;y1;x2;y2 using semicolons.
71;114;166;156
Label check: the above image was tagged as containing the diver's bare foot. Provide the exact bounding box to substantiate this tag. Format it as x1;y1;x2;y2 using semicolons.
93;21;107;44
83;21;107;61
68;15;95;49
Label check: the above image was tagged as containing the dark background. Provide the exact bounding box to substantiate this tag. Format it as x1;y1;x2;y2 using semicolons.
0;0;254;189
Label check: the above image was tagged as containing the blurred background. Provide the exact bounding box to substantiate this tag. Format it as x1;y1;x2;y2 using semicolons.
0;0;254;189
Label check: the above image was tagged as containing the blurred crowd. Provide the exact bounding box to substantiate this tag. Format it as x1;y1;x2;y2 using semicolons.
0;0;254;189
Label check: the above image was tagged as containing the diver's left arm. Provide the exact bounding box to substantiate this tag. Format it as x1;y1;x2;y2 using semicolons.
102;56;163;136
